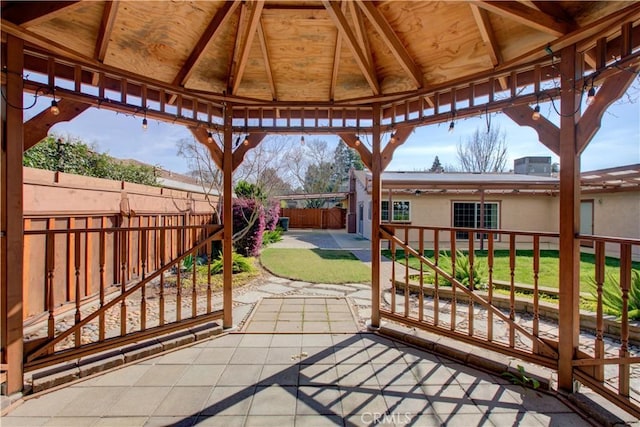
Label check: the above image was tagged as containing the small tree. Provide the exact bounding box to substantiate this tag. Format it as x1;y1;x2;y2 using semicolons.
457;125;508;173
429;156;444;173
232;198;265;257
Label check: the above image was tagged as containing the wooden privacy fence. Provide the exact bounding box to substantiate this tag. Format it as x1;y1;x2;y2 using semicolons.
281;207;346;229
380;224;640;418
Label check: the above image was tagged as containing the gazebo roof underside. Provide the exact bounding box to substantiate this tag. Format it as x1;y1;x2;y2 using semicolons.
2;1;640;129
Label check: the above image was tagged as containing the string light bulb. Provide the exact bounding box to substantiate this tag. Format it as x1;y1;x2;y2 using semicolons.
243;135;249;146
300;135;305;146
448;121;455;133
586;86;596;105
355;136;361;147
142;117;148;130
50;99;60;116
532;104;541;121
207;132;213;143
390;133;397;144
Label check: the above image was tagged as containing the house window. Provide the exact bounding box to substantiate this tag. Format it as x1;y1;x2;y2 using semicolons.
453;202;499;239
381;200;411;222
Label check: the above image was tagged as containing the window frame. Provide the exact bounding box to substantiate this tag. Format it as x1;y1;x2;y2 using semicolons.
452;201;500;240
381;200;411;223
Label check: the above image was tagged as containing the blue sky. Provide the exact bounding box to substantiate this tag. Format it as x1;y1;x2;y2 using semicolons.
28;89;639;174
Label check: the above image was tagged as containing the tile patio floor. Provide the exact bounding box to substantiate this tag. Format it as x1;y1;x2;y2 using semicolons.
3;297;589;427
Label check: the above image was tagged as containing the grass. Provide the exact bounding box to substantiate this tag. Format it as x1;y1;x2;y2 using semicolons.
382;249;640;292
260;248;371;284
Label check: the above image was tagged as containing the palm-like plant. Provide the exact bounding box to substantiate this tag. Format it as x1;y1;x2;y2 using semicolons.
586;270;640;320
438;250;488;290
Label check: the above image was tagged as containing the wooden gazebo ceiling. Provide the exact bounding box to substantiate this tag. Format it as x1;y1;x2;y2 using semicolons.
2;1;640;126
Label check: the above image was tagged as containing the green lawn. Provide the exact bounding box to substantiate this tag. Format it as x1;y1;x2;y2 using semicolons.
261;248;371;284
382;249;640;292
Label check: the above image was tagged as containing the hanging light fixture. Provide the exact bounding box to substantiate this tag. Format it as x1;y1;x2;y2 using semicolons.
300;135;305;146
142;109;148;130
50;99;60;116
243;135;250;146
207;131;214;143
355;136;361;146
448;121;455;133
532;104;541;121
586;86;596;105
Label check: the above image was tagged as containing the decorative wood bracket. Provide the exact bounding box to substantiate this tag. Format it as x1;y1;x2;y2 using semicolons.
232;133;267;171
381;125;414;171
503;104;560;156
338;133;372;171
24;99;90;151
188;126;223;170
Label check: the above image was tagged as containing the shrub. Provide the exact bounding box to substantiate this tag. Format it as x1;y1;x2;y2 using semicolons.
210;252;254;274
586;270;640;320
439;250;488;290
232;198;265;257
264;200;280;231
262;229;283;246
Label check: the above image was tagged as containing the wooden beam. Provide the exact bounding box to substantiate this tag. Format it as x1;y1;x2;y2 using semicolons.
94;1;119;62
503;104;560;155
349;1;375;70
577;65;640;154
256;20;277;101
470;4;502;67
370;103;382;328
173;1;239;87
188;126;223;170
338;133;372;171
476;1;573;37
1;1;81;27
323;0;380;95
24;100;90;151
381;125;414;170
557;44;582;393
232;133;267;171
356;0;423;88
1;34;25;395
222;109;233;329
231;1;264;95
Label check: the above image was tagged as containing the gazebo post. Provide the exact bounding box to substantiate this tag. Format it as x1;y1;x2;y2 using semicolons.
557;44;582;392
222;105;234;329
1;34;25;394
370;103;382;328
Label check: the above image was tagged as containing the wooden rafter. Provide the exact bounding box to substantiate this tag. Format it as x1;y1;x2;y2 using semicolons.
1;1;81;27
339;133;372;171
348;2;374;70
94;1;119;63
257;20;277;101
356;0;423;89
24;100;90;151
470;4;502;67
231;1;264;95
173;2;239;88
323;0;380;95
381;125;414;170
476;1;573;37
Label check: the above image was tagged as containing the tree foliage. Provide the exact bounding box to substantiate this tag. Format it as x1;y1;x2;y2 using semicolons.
456;125;508;173
429;156;444;172
23;135;158;186
333;140;364;185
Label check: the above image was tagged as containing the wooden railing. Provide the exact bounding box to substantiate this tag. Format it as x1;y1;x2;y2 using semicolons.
380;225;640;418
22;216;223;371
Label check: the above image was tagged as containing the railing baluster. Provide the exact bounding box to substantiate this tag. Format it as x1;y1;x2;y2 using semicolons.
619;243;632;397
450;230;456;332
509;234;516;348
192;247;197;318
434;231;439;327
404;227;409;318
140;228;147;331
74;230;82;347
468;236;474;336
487;232;494;342
391;236;396;314
46;228;56;342
533;235;540;354
207;245;212;314
594;240;605;382
418;229;424;322
176;228;182;322
120;225;128;336
99;218;106;341
159;226;166;326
